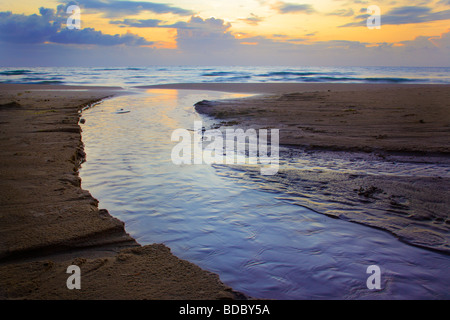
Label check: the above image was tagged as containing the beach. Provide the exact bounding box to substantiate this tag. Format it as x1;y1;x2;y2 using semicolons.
2;0;450;302
0;84;242;299
146;83;450;253
0;82;448;299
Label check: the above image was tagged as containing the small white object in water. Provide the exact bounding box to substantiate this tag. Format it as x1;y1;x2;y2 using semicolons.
116;108;130;114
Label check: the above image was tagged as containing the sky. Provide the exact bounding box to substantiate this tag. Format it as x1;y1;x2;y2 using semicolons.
0;0;449;66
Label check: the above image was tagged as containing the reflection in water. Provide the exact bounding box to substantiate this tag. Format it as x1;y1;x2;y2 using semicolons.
80;89;449;300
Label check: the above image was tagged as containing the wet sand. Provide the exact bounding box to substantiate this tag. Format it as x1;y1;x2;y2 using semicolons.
0;84;242;299
144;83;450;254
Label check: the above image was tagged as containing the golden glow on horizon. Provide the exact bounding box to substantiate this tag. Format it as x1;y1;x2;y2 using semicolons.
1;0;450;50
144;89;179;128
0;0;58;15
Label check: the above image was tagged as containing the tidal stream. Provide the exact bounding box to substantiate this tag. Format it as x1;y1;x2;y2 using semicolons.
79;89;449;299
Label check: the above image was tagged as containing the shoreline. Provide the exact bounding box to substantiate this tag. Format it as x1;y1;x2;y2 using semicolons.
142;82;450;254
144;83;450;154
0;84;244;299
138;82;450;93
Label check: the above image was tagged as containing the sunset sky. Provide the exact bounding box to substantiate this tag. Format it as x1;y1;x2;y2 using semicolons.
1;0;449;66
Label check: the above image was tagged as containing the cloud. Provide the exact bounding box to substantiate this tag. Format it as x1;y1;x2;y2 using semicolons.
272;34;289;38
110;19;163;28
175;16;238;52
2;27;450;67
340;6;450;27
399;29;450;49
328;8;355;17
64;0;194;18
275;2;315;14
109;18;194;29
1;3;449;67
0;7;151;46
50;28;153;46
239;13;264;26
0;9;61;44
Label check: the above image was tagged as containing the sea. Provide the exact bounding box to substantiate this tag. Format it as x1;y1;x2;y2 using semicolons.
0;66;450;87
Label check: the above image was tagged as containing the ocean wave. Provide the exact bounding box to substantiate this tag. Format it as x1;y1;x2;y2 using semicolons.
92;68;123;71
0;69;34;76
21;76;64;81
202;75;252;82
202;71;244;77
258;71;320;77
229;75;252;80
93;68;135;71
93;67;145;72
276;76;422;83
363;77;420;83
0;79;65;84
34;80;65;84
0;66;448;86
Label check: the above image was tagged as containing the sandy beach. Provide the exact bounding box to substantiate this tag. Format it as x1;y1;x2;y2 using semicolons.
0;84;242;300
0;82;448;300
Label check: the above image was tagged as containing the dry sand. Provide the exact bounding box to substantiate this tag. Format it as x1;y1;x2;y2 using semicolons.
0;84;243;300
145;83;450;254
